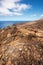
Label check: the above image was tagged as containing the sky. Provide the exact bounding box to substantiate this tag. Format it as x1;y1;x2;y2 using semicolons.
0;0;43;21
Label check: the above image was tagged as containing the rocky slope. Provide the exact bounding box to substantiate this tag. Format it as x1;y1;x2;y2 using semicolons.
0;19;43;65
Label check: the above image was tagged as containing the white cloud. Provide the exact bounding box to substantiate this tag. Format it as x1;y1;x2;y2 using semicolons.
0;7;12;15
30;14;36;17
0;0;32;16
41;14;43;17
14;4;31;12
14;12;23;15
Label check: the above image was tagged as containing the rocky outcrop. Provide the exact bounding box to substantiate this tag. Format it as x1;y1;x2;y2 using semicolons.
0;19;43;65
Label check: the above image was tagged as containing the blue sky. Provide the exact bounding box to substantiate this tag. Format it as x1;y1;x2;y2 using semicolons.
0;0;43;21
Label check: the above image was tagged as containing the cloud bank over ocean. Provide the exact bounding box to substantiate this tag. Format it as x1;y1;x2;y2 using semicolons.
0;0;31;16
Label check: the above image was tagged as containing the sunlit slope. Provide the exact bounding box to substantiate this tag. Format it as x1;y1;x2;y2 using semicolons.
0;19;43;65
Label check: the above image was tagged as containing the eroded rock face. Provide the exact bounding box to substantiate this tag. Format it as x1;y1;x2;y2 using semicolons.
0;19;43;65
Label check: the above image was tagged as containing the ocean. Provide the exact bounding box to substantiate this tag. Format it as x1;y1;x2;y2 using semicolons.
0;21;29;29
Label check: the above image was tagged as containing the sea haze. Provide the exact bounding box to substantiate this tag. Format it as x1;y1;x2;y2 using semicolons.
0;21;30;29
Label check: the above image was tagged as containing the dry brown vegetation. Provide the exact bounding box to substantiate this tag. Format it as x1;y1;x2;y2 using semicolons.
0;19;43;65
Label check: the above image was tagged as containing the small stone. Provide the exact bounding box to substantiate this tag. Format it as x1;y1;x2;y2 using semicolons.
25;48;28;51
7;33;11;37
19;48;22;51
32;64;34;65
0;55;1;58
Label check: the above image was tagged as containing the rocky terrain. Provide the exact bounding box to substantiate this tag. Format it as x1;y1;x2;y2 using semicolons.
0;19;43;65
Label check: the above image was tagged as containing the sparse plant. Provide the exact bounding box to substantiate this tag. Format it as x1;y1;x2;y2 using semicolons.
27;33;36;40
